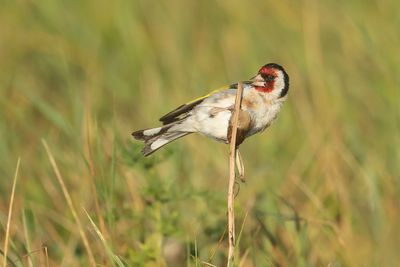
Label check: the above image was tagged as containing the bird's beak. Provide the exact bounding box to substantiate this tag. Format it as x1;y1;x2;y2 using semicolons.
251;74;265;87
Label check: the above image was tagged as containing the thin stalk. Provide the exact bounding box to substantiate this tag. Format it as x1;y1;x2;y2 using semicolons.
227;82;243;266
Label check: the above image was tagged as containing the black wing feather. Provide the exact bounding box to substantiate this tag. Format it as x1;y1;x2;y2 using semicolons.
159;98;205;125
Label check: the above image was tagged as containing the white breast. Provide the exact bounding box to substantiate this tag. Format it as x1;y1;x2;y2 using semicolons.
246;102;283;137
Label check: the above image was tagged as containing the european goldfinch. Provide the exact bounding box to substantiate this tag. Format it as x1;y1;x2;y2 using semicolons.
132;63;289;156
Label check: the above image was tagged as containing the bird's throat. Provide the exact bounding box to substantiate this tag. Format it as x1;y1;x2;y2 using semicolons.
254;85;274;93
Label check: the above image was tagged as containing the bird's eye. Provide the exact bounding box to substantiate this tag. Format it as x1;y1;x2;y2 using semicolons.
262;74;275;82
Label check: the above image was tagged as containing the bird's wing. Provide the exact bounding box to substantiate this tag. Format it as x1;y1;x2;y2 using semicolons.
159;81;252;125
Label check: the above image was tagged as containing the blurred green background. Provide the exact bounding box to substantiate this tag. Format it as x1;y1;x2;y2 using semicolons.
1;0;399;266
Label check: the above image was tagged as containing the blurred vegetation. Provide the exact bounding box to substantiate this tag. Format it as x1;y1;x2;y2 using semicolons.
1;0;400;266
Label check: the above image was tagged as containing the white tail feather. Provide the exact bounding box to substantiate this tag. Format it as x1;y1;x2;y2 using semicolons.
142;132;190;156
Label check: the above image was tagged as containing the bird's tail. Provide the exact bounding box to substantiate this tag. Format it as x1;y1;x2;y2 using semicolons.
132;124;191;156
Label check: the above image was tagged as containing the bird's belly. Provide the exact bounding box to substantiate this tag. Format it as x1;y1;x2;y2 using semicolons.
194;109;231;143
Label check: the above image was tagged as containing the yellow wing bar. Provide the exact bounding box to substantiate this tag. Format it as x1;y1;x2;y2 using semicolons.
185;85;230;105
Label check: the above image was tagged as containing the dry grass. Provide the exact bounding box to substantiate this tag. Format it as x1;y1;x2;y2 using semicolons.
42;140;96;267
2;158;20;267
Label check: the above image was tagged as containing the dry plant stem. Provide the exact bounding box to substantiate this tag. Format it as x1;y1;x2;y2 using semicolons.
235;149;245;182
227;82;244;266
43;247;49;267
2;158;20;267
22;210;34;267
42;140;97;267
85;113;108;240
208;228;227;262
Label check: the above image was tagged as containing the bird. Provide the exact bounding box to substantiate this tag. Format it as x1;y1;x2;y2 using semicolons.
132;63;289;156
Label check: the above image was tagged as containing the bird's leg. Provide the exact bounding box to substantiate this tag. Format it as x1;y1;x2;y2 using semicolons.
235;148;245;182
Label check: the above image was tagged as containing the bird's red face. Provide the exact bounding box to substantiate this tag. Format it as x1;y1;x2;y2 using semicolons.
253;66;278;92
252;63;289;98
